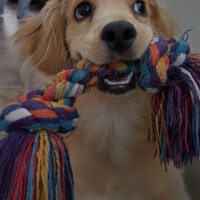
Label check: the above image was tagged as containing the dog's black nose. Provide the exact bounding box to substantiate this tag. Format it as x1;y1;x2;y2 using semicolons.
101;21;137;53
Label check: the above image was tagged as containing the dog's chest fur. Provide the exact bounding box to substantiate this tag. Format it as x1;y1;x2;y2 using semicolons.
66;88;190;200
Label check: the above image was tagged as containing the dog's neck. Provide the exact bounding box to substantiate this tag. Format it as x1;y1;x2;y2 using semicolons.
67;87;151;166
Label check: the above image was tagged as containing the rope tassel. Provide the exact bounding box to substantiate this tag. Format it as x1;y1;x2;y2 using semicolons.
139;36;200;167
149;60;200;167
0;35;200;198
0;130;74;200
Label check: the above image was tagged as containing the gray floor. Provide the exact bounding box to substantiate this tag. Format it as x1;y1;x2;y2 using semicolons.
0;1;39;110
0;1;200;200
0;2;39;134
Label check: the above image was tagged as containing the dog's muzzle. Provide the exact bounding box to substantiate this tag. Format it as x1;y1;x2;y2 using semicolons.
101;21;137;53
98;71;136;95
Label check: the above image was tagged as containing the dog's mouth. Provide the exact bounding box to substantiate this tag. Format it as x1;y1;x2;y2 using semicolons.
98;72;136;95
76;53;138;95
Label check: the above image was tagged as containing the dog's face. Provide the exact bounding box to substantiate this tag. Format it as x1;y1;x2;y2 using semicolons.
15;0;174;92
64;0;158;94
66;0;153;65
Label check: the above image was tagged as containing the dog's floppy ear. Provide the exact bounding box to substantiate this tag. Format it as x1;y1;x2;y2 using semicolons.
14;0;68;75
149;0;175;38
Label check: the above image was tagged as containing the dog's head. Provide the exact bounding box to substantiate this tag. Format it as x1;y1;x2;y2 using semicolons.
67;0;156;64
15;0;174;94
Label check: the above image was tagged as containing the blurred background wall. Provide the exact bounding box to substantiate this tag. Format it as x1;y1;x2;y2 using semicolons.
159;0;200;52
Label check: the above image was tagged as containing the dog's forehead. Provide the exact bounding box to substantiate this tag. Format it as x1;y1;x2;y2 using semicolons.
65;0;153;22
65;0;154;19
68;0;153;7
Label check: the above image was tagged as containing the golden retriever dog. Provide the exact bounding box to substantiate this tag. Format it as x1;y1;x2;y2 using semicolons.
15;0;191;199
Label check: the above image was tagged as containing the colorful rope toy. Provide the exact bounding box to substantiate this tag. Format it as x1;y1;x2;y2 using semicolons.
0;36;199;199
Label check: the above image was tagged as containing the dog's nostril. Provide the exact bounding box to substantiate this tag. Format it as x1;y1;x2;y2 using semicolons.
101;21;137;53
102;31;116;42
123;29;135;40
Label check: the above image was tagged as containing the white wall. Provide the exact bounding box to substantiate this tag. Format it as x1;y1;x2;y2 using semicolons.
158;0;200;52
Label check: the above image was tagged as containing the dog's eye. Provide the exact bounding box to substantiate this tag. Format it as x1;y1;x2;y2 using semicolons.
133;1;146;16
75;2;92;21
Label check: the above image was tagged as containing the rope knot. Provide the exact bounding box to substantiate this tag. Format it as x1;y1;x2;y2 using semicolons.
0;90;80;134
138;36;190;92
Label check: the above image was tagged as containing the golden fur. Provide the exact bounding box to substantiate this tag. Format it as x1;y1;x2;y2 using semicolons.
15;0;191;199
